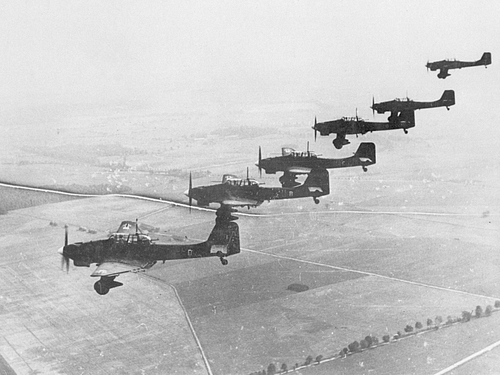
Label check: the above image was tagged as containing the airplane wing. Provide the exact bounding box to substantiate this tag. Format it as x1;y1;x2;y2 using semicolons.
439;67;449;75
221;199;261;207
91;261;145;277
286;166;312;174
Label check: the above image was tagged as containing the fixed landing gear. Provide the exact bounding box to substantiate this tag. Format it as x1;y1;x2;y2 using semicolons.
313;197;320;204
362;166;367;172
403;129;408;134
333;136;349;150
94;276;123;295
216;206;238;223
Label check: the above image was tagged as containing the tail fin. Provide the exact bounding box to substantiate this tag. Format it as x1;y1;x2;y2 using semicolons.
399;110;415;125
206;221;240;257
354;143;376;164
303;168;330;196
480;52;492;65
439;90;455;107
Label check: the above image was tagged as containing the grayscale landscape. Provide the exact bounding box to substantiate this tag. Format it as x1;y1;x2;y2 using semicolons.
0;1;499;374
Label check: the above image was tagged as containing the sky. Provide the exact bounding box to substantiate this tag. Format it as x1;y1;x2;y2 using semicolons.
0;1;499;136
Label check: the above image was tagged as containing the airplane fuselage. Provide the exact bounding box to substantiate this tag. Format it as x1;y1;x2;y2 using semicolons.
314;117;414;137
373;99;445;114
371;90;455;114
427;60;485;71
258;154;373;174
62;222;240;269
188;169;330;207
426;53;491;79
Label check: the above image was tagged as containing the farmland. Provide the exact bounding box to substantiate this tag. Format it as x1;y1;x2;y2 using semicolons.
0;177;498;374
0;100;499;374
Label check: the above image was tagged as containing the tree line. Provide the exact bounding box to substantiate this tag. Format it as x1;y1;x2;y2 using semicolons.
248;300;500;375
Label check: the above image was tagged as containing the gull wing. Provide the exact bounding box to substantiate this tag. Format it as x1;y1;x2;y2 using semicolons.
91;262;144;277
286;166;312;174
221;198;261;207
439;67;449;76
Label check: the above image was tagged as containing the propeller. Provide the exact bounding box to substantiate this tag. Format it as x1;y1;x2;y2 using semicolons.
314;117;317;142
257;146;262;177
371;97;375;116
188;172;192;213
60;225;70;272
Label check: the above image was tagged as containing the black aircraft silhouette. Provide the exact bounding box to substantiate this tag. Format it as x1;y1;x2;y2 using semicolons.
257;142;375;187
186;169;330;205
371;90;455;122
313;111;415;149
426;52;491;79
59;219;240;295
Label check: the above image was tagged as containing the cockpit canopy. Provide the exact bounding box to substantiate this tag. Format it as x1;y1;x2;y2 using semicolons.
223;177;259;187
110;233;152;244
341;116;364;122
282;147;318;158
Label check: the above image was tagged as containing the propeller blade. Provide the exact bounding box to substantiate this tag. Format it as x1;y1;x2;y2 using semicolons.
246;166;250;181
371;97;375;116
314;117;317;142
60;254;70;273
258;146;262;177
61;225;70;272
188;172;192;213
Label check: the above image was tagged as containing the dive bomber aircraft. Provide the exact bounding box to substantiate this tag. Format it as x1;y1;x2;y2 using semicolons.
186;169;330;206
371;90;455;122
426;52;491;79
257;142;375;187
59;219;240;295
313;111;415;149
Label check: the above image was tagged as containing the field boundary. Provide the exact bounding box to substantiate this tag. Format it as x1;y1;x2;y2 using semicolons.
1;181;493;219
242;246;500;301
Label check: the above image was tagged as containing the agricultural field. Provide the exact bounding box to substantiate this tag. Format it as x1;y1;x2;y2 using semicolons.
0;97;499;375
0;184;80;214
2;2;500;374
0;171;498;374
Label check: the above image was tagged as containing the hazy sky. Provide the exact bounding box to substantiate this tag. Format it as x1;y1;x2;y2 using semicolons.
0;1;499;129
